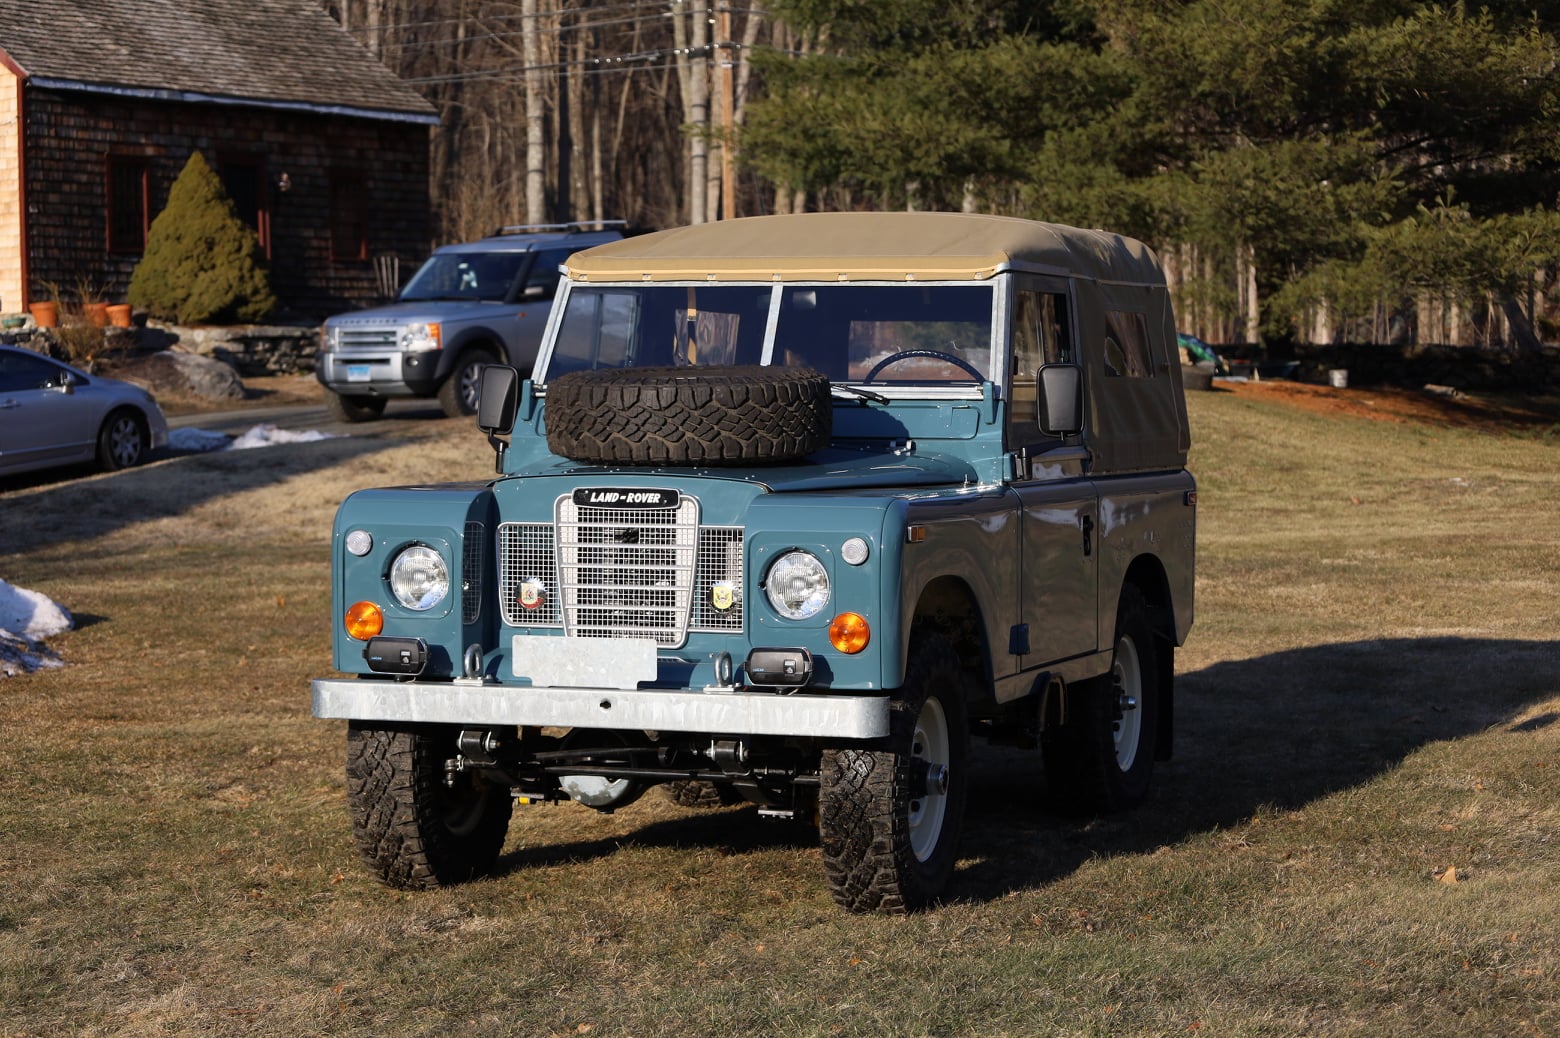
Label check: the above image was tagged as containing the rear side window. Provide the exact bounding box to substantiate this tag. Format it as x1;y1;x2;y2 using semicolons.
1103;310;1154;378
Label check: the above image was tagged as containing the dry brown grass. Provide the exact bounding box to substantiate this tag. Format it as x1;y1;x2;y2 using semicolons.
1;390;1557;1037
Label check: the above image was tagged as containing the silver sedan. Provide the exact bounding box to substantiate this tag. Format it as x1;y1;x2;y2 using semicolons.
0;344;169;476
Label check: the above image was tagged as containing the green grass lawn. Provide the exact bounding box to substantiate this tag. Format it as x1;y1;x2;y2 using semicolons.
1;391;1557;1037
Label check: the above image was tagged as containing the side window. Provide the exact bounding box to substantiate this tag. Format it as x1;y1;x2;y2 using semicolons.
1103;310;1154;378
524;248;575;300
0;352;66;392
1009;289;1072;440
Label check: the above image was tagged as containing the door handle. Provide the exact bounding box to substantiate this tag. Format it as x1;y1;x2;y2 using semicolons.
0;399;19;410
1081;515;1094;556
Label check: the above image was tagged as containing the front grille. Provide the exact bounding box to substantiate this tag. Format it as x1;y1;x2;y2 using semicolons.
337;327;398;350
496;494;744;646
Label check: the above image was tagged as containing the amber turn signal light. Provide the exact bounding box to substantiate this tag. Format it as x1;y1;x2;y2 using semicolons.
829;612;870;654
344;601;385;641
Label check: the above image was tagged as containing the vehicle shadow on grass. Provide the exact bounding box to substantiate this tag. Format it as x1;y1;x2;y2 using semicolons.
953;635;1560;904
0;437;398;556
488;637;1560;904
494;808;819;875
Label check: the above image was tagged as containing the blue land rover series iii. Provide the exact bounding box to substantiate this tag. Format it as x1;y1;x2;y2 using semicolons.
312;212;1196;912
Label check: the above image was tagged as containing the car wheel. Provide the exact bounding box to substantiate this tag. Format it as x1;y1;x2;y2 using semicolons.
439;350;495;418
1042;584;1161;813
819;634;970;913
324;390;387;423
96;409;148;471
346;722;513;889
664;779;743;809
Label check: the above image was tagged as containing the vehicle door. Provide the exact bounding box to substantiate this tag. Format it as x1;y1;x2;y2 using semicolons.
1007;276;1099;666
0;351;93;473
505;246;580;371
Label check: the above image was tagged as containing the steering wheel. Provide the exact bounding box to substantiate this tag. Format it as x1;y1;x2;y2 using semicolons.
862;349;985;383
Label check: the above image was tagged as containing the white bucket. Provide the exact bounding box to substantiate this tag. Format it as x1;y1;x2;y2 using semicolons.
1327;369;1349;388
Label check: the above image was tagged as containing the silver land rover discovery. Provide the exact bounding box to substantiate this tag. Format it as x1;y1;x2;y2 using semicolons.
315;221;625;421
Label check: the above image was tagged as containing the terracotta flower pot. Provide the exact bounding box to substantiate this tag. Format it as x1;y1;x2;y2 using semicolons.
106;304;133;328
28;301;58;328
83;302;110;327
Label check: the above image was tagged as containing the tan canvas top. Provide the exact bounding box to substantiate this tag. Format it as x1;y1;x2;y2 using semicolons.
565;212;1164;285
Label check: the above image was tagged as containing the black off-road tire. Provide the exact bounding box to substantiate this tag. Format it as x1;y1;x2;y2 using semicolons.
325;390;387;423
96;408;148;470
438;349;496;418
545;365;831;466
819;634;971;913
664;779;743;809
1042;585;1161;814
346;722;513;889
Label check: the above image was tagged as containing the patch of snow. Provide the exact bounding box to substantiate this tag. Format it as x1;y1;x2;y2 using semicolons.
229;424;337;450
168;427;232;452
170;424;338;453
0;579;72;678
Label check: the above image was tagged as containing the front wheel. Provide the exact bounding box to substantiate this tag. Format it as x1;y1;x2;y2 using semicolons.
1043;585;1162;813
438;350;494;418
96;409;147;470
346;722;512;889
819;634;970;913
324;390;387;423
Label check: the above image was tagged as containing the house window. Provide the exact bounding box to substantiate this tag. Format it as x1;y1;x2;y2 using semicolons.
107;158;149;253
330;172;368;262
219;158;270;254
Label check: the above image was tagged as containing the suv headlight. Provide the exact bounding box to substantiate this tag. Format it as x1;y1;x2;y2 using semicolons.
321;324;340;351
389;545;449;610
400;322;442;351
765;550;830;620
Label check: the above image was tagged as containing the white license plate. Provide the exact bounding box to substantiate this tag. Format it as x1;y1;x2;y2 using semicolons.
512;635;657;689
346;364;371;383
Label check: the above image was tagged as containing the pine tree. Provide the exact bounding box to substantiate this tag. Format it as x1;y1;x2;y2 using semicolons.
128;152;276;325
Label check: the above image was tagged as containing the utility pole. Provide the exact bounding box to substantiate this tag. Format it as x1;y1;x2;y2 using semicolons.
718;3;736;220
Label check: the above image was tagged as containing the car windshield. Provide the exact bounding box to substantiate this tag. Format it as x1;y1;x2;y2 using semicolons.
544;283;994;384
400;251;527;302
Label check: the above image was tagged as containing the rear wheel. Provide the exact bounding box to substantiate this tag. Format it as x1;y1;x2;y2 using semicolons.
1043;585;1161;813
438;349;495;418
819;634;970;913
96;409;148;470
324;390;387;423
664;779;743;809
346;722;512;889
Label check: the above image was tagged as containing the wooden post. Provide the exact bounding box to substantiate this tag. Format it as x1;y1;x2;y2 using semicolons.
719;4;737;220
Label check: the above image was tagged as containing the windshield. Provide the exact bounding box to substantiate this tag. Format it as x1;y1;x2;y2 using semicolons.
400;251;527;302
544;283;994;383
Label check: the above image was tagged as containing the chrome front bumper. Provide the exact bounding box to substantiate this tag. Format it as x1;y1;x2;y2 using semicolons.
311;678;890;739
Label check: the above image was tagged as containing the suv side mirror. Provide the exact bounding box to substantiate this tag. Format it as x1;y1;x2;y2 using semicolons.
1038;364;1082;435
477;365;520;471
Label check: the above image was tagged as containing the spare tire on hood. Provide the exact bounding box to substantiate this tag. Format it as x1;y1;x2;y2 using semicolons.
545;365;831;466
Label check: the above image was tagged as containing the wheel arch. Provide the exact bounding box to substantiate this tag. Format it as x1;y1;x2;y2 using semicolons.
1119;553;1176;761
438;332;504;378
907;574;994;713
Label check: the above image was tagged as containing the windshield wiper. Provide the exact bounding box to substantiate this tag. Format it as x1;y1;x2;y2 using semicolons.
831;383;889;404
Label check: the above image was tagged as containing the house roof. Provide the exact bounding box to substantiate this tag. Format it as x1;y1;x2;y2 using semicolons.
0;0;437;125
564;212;1166;285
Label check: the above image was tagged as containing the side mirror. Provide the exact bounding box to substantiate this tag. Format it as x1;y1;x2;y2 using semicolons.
477;365;520;472
477;365;520;434
1038;364;1082;435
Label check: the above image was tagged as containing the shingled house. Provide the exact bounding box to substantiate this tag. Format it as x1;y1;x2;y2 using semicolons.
0;0;438;319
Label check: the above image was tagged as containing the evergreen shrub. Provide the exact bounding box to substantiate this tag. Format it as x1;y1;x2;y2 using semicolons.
128;152;277;324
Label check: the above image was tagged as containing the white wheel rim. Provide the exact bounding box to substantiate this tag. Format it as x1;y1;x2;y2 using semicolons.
908;697;951;863
1111;635;1143;771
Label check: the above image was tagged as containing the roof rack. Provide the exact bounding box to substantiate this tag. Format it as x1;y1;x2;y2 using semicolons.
490;219;627;237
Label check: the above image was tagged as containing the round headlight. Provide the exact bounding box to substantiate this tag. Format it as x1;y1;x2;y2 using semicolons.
389;545;449;610
765;550;830;620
